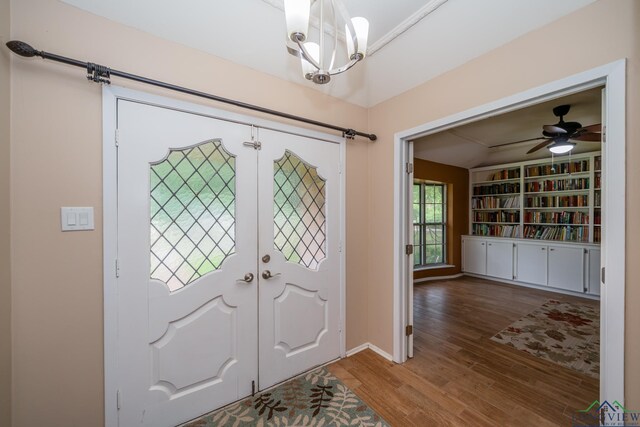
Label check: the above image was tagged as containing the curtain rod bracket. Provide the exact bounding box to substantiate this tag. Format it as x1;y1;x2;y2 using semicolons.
86;63;111;85
343;129;356;140
6;40;378;142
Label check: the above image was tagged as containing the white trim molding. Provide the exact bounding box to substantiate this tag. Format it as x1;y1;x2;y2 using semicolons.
346;342;394;362
413;273;463;284
393;60;626;405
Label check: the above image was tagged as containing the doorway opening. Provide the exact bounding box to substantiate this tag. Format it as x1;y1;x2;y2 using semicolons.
393;60;626;405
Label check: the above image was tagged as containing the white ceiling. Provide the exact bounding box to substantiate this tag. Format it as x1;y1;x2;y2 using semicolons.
60;0;596;107
414;87;603;169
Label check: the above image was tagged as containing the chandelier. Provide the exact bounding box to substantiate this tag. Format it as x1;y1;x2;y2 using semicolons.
284;0;369;84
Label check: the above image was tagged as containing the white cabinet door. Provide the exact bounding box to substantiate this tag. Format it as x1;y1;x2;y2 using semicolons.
515;243;548;286
548;246;584;292
463;238;486;275
588;249;601;295
486;241;514;280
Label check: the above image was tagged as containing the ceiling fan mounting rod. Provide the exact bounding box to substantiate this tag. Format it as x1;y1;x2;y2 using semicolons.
5;40;377;141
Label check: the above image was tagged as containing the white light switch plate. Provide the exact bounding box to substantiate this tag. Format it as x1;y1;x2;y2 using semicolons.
61;207;95;231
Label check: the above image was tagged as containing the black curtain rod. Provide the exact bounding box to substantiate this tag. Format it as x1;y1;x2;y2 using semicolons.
5;40;377;141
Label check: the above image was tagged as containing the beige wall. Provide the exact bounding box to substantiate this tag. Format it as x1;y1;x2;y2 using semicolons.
367;0;640;407
9;0;369;425
8;0;640;425
1;0;12;425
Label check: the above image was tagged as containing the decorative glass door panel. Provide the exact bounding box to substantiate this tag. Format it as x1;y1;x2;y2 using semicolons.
274;150;326;270
150;141;236;291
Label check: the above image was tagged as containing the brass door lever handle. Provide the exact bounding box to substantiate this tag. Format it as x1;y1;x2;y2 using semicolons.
237;273;254;283
261;270;281;279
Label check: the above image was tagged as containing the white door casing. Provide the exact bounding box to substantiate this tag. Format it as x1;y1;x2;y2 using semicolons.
394;61;626;404
108;93;344;427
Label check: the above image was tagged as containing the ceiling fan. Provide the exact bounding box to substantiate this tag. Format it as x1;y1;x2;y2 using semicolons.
490;104;602;154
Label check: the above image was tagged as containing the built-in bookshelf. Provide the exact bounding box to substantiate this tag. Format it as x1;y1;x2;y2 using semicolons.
469;152;601;243
594;154;602;243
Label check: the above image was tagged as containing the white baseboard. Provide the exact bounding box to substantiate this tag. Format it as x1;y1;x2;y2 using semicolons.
345;342;394;362
413;273;464;284
345;343;369;357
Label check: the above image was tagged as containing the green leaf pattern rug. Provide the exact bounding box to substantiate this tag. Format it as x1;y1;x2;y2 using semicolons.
184;368;389;427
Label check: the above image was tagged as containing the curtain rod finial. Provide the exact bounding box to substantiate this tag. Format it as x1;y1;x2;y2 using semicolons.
6;40;39;58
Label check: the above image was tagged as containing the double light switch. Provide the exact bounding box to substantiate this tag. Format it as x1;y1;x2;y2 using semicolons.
61;207;95;231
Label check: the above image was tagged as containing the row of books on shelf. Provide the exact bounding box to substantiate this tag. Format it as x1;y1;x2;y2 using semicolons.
472;196;519;209
594;211;601;225
474;211;520;223
525;195;589;208
522;225;589;242
486;168;520;181
473;183;520;195
594;192;601;207
524;211;589;225
594;227;601;243
595;174;601;189
524;178;589;193
525;160;589;177
595;156;602;171
472;224;520;238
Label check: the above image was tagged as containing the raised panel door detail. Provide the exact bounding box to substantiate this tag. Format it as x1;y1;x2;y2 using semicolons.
548;246;584;292
274;284;328;356
486;241;514;280
463;239;486;275
150;296;237;397
516;243;548;286
273;150;326;270
150;140;236;291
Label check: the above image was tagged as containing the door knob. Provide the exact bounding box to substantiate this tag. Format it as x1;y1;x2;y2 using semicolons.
262;270;281;279
237;273;254;283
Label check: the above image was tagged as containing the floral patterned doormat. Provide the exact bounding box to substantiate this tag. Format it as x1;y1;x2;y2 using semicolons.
491;299;599;378
183;367;389;427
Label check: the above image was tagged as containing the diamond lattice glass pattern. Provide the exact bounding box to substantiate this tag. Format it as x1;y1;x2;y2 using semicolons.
150;140;236;291
273;150;326;270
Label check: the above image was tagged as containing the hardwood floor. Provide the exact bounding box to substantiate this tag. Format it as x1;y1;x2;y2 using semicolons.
329;276;599;426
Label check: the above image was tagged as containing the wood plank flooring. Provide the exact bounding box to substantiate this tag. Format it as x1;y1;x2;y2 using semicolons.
329;276;599;426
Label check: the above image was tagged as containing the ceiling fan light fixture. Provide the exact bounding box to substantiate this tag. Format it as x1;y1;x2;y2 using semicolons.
548;140;576;154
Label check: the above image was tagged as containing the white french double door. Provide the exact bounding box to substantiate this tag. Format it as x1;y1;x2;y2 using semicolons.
114;99;342;426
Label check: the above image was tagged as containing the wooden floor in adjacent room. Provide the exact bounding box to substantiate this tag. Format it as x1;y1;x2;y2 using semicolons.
328;276;599;427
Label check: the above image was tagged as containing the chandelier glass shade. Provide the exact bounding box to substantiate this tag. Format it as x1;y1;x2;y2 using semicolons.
284;0;369;84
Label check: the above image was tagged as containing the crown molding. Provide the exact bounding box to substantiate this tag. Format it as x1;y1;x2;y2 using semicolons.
263;0;449;56
367;0;448;56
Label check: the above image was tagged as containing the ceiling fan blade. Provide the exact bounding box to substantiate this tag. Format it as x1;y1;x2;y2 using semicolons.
543;124;567;134
573;132;602;142
527;139;553;154
581;123;602;132
489;136;546;148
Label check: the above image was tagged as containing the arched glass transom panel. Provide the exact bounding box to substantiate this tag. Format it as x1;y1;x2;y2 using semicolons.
149;140;236;291
273;150;326;270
